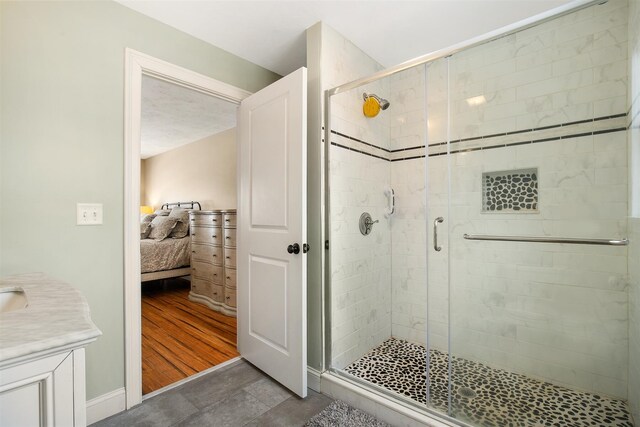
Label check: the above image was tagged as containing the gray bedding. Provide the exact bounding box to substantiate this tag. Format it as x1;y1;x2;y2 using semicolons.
141;237;191;273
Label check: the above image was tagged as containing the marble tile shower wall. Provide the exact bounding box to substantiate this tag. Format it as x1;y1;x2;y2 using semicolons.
627;0;639;422
323;24;393;370
447;0;629;140
386;1;631;399
448;132;628;398
447;2;630;398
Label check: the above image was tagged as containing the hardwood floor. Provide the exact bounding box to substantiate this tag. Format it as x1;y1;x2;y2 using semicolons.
141;278;239;395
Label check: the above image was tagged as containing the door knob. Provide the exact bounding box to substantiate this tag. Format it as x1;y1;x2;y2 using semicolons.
287;243;300;254
303;243;310;253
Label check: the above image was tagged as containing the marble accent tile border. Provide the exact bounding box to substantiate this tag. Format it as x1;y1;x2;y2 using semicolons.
331;132;390;160
330;141;389;162
330;113;628;163
331;130;392;153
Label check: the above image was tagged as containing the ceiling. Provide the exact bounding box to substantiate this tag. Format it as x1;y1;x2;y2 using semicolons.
117;0;574;76
141;75;237;159
135;0;576;157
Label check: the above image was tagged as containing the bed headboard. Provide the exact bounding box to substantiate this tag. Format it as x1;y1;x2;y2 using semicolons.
160;201;202;210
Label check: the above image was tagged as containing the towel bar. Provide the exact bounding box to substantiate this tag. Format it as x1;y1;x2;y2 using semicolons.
463;234;628;246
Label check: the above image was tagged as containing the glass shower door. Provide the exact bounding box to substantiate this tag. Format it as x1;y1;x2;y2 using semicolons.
445;2;633;425
423;58;452;415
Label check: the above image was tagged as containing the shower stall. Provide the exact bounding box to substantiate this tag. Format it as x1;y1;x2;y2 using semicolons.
324;1;637;426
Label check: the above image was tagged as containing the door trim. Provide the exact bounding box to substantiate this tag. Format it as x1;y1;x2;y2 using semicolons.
123;48;250;409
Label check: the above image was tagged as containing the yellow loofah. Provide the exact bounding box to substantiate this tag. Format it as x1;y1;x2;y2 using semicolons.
363;97;380;118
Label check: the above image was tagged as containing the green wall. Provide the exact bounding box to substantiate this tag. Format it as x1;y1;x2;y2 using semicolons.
0;0;280;399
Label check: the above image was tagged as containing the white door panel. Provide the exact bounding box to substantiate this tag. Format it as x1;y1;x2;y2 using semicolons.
249;95;289;228
249;255;288;350
238;67;307;397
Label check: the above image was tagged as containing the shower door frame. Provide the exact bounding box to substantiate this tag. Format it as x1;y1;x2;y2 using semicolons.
321;0;603;423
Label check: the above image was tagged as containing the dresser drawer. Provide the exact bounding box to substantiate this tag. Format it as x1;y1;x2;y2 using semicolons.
190;213;222;226
210;284;224;302
210;265;223;283
191;260;214;279
223;213;236;228
224;248;236;268
223;228;237;248
191;276;210;296
191;243;212;262
225;268;236;288
191;226;223;245
224;288;237;308
191;244;223;265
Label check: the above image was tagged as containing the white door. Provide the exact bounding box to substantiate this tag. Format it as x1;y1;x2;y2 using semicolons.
237;67;307;397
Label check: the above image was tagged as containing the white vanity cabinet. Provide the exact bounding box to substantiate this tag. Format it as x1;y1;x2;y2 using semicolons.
0;273;101;427
0;348;87;426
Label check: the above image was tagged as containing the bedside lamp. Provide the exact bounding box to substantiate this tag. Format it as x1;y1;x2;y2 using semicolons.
140;205;154;214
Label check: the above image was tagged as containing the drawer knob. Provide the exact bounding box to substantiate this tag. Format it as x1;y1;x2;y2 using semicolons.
226;276;231;280
212;235;217;238
226;296;230;300
225;219;230;222
226;236;230;239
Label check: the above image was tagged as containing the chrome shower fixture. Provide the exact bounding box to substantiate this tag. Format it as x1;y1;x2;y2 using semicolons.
363;92;390;110
362;93;390;118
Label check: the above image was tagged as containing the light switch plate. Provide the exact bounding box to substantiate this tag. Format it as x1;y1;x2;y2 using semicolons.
77;203;103;225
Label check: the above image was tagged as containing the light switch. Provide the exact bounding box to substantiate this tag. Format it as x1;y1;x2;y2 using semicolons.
77;203;103;225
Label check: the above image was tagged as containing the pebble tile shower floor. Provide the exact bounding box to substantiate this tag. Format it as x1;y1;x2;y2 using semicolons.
344;338;634;427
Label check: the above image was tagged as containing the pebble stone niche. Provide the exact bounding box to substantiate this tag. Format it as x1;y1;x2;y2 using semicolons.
482;169;538;212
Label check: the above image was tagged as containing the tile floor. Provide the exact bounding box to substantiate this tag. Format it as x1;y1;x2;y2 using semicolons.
345;338;635;427
93;360;333;427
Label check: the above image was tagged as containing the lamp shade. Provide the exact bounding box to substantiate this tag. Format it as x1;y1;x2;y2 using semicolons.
140;205;154;214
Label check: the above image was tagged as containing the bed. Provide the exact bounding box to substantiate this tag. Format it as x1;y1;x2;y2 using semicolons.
140;201;201;282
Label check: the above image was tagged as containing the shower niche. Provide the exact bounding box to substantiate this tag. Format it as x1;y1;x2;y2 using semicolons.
482;168;538;212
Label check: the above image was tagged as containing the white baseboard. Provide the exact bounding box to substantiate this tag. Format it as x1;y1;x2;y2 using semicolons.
307;366;321;392
86;387;126;425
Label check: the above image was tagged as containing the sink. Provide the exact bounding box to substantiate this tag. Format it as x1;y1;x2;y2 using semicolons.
0;288;28;313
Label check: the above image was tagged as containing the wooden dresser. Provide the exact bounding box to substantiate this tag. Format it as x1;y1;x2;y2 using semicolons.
188;210;237;317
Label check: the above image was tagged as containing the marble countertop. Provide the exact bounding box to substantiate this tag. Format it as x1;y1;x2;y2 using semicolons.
0;273;101;367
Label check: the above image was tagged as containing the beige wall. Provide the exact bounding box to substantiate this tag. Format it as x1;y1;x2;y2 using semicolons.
142;128;237;210
0;0;279;400
140;159;147;206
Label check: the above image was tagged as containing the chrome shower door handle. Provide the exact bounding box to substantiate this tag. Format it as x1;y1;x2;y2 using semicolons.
433;217;444;252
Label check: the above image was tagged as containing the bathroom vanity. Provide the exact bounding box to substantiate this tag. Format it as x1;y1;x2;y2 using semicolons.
0;273;101;426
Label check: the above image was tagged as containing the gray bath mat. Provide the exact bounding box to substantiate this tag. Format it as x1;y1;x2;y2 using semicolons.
304;400;391;426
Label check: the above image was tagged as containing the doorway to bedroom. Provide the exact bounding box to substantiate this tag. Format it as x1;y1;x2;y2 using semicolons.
139;74;241;396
